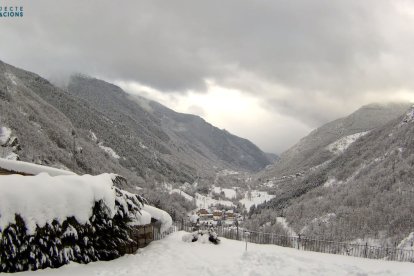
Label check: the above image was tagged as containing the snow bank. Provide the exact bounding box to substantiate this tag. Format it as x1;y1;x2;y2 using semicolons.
17;231;414;276
0;173;116;234
0;126;11;145
0;158;75;176
142;205;172;233
133;210;152;226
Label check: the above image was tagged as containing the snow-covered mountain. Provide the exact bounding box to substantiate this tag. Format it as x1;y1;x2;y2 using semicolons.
252;105;414;246
67;75;271;174
258;103;410;180
0;60;271;190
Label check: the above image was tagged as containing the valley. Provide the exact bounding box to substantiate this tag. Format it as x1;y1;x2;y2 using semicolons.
1;60;413;264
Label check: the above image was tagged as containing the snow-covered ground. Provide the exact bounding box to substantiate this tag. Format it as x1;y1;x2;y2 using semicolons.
163;183;195;202
98;142;120;159
89;130;121;159
212;186;237;199
0;126;12;145
323;177;340;187
218;169;239;176
171;188;194;201
163;183;236;208
276;217;297;236
16;231;414;276
195;193;235;209
327;131;369;155
239;190;275;211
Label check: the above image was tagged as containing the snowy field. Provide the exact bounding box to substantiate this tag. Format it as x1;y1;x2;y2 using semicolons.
16;231;413;276
327;131;369;155
239;190;275;211
212;186;237;199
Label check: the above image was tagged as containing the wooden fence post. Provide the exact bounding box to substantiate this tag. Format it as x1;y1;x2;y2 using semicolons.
144;225;147;245
364;242;368;258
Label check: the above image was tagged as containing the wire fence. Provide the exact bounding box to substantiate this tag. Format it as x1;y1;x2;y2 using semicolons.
156;220;414;263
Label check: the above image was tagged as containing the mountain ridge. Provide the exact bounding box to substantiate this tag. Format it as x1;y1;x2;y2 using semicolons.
0;60;271;190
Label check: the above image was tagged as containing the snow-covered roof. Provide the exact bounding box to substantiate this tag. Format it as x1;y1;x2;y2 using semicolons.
0;158;76;176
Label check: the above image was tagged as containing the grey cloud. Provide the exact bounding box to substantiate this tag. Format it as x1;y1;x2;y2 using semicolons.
186;105;206;117
2;1;409;92
1;0;414;152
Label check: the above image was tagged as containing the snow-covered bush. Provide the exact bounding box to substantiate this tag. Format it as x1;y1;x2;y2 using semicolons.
182;228;221;245
0;173;150;272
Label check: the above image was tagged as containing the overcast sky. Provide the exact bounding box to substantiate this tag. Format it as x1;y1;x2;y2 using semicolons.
1;0;414;153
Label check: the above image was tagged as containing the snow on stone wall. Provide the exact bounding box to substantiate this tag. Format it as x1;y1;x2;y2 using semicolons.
0;173;117;234
0;169;173;272
0;158;76;176
0;172;172;235
142;205;173;233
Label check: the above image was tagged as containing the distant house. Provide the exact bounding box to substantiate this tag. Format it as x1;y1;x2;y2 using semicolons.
212;210;223;221
197;208;210;217
196;208;213;220
225;210;236;221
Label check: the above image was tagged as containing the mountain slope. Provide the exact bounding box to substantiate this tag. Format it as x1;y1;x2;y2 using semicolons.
0;61;142;189
146;99;271;172
258;103;411;180
66;75;271;174
254;105;414;245
0;60;270;190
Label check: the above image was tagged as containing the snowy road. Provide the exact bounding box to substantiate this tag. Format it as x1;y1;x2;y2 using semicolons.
17;231;413;276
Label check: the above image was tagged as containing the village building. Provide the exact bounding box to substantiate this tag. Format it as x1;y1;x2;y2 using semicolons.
225;210;236;220
196;208;213;220
212;210;223;221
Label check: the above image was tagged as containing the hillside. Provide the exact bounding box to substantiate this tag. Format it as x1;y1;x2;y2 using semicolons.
15;231;414;276
67;75;270;174
258;103;410;181
252;105;414;246
0;60;270;190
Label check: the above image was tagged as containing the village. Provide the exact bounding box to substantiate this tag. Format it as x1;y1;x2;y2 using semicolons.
191;208;243;227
